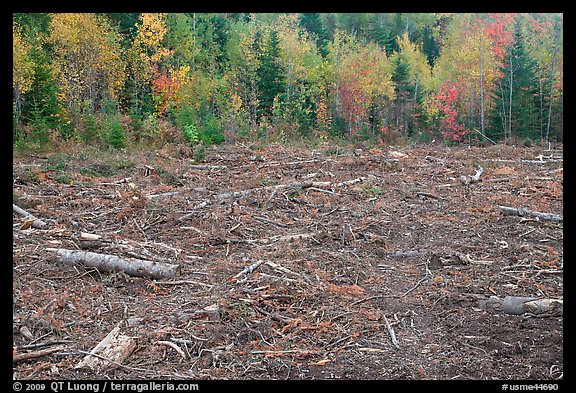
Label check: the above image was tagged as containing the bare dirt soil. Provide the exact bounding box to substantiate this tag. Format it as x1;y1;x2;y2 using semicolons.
12;142;563;381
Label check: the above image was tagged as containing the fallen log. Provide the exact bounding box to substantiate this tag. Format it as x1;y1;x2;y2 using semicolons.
190;164;228;170
479;296;563;316
13;203;48;229
217;177;366;200
498;205;563;222
13;346;65;363
48;248;180;279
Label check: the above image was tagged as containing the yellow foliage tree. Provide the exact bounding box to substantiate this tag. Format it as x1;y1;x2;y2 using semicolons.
13;23;35;121
47;13;125;115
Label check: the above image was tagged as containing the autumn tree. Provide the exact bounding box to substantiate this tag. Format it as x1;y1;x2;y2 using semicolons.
431;14;500;140
48;13;126;118
331;32;395;137
525;14;563;142
224;18;261;132
13;23;35;127
390;33;433;138
128;13;171;116
274;14;324;136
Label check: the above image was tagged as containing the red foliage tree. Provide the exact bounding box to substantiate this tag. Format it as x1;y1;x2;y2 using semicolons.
435;82;468;142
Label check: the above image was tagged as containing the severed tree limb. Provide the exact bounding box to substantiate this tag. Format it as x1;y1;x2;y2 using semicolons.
217;177;366;201
156;341;187;360
13;346;65;363
460;166;484;185
146;191;180;200
190;164;228;170
177;201;210;222
498;205;563;222
382;314;400;349
48;248;180;279
234;259;264;279
13;203;48;229
216;231;328;246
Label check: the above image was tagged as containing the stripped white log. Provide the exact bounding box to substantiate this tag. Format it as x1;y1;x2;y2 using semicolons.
189;164;228;170
13;204;47;229
461;166;484;185
146;191;180;200
498;205;563;222
217;177;366;200
48;248;180;279
480;296;563;316
382;314;400;349
234;260;264;278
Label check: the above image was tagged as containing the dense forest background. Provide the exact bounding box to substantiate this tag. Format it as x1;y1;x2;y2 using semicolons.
13;13;563;151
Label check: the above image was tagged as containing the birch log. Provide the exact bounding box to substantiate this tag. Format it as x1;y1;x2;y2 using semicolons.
13;204;47;229
498;205;563;222
479;296;563;316
48;248;180;279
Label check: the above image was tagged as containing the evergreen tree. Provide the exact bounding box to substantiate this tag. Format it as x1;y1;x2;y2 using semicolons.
421;26;439;67
492;17;539;141
391;54;416;135
299;13;329;57
256;30;286;117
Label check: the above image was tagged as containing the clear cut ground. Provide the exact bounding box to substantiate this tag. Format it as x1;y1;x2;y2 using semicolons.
13;142;563;380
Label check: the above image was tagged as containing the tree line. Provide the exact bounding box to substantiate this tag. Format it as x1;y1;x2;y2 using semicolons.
13;13;563;150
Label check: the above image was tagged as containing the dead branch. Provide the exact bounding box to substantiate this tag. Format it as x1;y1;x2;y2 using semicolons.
461;166;484;185
385;250;426;258
254;216;289;227
146;191;180;200
257;158;323;169
190;164;228;170
217;231;326;246
13;346;65;363
382;314;400;349
13;203;48;229
177;201;210;222
498;205;563;222
156;341;187;360
217;177;366;200
154;279;213;289
234;259;264;279
415;191;444;200
48;248;180;279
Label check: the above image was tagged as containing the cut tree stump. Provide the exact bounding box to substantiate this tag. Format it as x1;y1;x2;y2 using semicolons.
48;248;180;279
75;326;136;371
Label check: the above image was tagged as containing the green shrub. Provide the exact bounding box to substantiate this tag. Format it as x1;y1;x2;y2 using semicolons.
183;124;200;144
104;115;126;149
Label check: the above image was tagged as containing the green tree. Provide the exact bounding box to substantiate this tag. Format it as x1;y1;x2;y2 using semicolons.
493;16;539;141
299;13;329;57
257;29;286;117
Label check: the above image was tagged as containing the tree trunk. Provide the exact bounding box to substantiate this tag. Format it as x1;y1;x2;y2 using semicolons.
479;43;486;135
49;248;181;279
508;55;514;140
